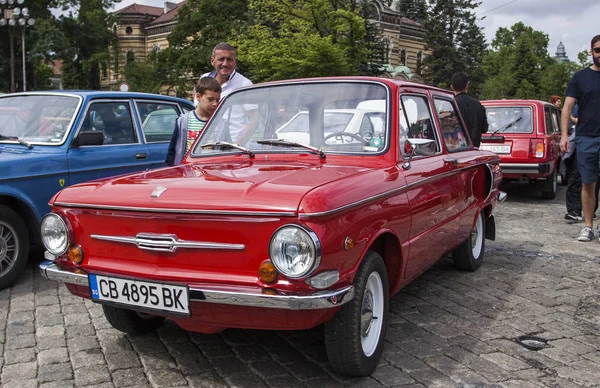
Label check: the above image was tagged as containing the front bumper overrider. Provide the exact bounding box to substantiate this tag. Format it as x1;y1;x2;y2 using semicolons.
39;260;354;311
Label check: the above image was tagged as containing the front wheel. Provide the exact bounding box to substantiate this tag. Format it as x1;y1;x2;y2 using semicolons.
452;211;485;271
324;251;388;376
102;305;165;335
0;205;30;290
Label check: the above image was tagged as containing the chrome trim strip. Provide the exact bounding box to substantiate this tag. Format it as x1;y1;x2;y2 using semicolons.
38;261;354;310
53;202;297;217
498;191;507;202
91;233;245;252
500;163;549;175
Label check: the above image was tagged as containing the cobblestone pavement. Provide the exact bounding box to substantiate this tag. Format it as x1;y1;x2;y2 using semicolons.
1;182;599;388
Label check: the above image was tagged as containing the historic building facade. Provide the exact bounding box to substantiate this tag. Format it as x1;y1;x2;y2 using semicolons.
101;0;427;89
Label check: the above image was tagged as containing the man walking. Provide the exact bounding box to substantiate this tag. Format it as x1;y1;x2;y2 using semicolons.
560;35;600;242
451;72;488;147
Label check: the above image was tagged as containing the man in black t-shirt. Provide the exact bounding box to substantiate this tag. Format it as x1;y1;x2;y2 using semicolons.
560;35;600;242
451;72;488;147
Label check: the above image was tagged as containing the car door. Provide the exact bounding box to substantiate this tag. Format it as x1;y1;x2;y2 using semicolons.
67;99;152;185
135;100;188;169
399;93;463;279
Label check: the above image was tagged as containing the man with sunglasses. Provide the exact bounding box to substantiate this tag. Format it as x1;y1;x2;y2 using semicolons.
560;35;600;242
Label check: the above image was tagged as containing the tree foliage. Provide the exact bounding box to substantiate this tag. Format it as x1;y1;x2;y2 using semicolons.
480;22;572;100
422;0;487;95
577;49;592;69
230;0;382;83
397;0;428;22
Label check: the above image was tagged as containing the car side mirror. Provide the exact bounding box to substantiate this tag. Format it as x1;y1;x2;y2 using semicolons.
402;138;435;170
74;131;104;147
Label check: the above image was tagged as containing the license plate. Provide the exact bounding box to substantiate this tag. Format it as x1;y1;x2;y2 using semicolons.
89;274;190;316
480;144;511;154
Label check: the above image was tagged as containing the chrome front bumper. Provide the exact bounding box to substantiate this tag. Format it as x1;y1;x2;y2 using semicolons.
39;260;354;310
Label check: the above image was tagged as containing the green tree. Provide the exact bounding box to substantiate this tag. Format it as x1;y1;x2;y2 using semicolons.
231;0;381;83
123;53;163;94
397;0;428;22
577;49;592;69
481;22;558;100
57;0;117;89
423;0;487;95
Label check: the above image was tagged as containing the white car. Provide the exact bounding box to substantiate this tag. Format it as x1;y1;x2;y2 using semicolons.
276;100;386;146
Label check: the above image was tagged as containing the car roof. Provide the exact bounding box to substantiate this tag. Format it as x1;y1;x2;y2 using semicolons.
482;99;552;107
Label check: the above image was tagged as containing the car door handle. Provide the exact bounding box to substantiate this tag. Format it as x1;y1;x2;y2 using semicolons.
135;153;147;160
444;158;458;167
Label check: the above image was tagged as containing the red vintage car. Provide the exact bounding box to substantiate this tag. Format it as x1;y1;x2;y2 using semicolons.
39;77;504;376
480;100;562;199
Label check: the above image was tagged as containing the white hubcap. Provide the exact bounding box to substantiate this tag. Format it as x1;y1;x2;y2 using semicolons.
360;271;384;357
470;214;484;259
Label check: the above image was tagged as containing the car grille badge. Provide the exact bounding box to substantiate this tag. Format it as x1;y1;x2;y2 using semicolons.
151;185;167;198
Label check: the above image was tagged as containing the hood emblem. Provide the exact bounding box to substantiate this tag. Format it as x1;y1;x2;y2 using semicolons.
151;185;167;198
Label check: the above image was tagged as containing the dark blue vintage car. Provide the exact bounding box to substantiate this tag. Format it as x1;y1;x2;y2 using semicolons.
0;91;194;288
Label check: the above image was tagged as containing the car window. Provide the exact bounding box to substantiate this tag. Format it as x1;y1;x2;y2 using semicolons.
551;109;561;134
434;98;471;151
136;101;180;143
194;82;389;155
81;102;136;145
486;107;533;134
400;95;440;156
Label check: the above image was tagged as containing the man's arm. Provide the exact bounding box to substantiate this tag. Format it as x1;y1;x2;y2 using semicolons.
235;109;259;146
560;96;576;152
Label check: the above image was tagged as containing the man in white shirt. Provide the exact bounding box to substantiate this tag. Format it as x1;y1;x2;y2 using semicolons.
196;42;257;144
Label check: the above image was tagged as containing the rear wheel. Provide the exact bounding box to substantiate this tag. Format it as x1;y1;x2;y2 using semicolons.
324;251;388;376
0;205;30;290
452;211;485;271
541;167;557;199
102;305;165;335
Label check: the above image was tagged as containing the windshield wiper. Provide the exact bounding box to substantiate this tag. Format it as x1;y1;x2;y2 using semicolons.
492;116;523;135
0;134;33;149
257;139;326;159
199;141;254;158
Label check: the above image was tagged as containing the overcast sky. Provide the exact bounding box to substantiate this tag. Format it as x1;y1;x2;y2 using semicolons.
112;0;598;62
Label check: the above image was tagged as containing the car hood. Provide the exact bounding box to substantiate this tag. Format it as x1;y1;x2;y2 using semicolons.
52;160;374;214
0;145;66;181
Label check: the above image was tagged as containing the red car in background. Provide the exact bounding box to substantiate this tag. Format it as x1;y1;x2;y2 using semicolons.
480;100;562;199
39;77;505;376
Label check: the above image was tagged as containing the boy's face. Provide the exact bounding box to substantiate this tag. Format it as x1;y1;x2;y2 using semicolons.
195;90;221;116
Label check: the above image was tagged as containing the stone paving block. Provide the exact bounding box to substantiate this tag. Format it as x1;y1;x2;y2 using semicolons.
145;367;188;387
423;354;488;384
444;346;512;382
225;374;268;388
36;295;60;306
408;368;459;388
499;379;545;388
2;379;38;388
265;375;307;388
37;362;73;383
481;352;537;372
231;344;270;362
186;372;229;388
97;329;134;353
384;350;429;372
74;365;112;386
1;361;37;382
449;335;497;355
38;347;69;365
249;359;291;379
111;367;149;387
67;335;100;353
4;347;35;364
66;323;96;338
5;333;35;350
549;338;597;355
70;348;107;369
371;364;414;386
37;334;67;350
395;338;443;359
104;349;142;371
64;312;91;326
40;381;75;388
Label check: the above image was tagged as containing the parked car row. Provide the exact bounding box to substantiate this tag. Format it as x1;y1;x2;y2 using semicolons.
0;91;194;289
35;78;505;376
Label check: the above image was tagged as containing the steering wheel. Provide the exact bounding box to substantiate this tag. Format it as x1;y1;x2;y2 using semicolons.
322;132;369;145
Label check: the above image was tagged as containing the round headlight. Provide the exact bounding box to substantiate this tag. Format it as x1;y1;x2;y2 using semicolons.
41;214;70;255
269;225;321;279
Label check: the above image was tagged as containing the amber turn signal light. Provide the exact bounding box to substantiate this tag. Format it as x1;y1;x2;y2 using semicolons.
258;261;277;284
68;246;84;264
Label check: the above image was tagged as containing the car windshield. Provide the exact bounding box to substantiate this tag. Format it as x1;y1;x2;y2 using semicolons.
486;106;533;134
0;95;80;145
192;81;389;157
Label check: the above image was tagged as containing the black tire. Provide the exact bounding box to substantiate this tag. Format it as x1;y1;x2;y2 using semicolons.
0;205;30;290
541;167;557;200
324;251;388;376
452;211;485;271
102;305;165;335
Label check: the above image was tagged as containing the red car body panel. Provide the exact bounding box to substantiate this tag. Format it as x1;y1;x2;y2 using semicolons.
42;77;503;334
